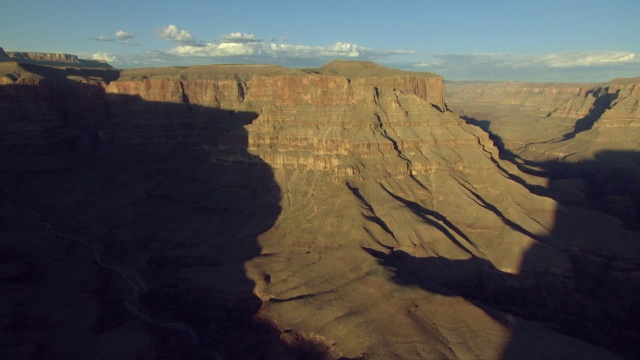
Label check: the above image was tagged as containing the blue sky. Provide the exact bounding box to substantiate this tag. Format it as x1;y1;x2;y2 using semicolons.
1;0;639;82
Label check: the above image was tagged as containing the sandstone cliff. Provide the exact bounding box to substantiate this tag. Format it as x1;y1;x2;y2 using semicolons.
2;61;639;360
1;50;113;68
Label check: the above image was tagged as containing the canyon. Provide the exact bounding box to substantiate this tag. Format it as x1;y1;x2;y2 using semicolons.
1;58;639;360
447;79;640;230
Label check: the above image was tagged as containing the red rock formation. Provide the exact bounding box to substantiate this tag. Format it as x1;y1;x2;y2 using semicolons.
100;61;449;179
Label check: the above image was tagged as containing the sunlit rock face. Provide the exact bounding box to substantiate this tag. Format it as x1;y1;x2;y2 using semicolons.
447;78;640;232
1;60;639;360
446;78;640;160
1;50;113;68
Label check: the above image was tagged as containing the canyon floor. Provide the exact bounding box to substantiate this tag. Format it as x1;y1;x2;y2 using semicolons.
1;59;639;359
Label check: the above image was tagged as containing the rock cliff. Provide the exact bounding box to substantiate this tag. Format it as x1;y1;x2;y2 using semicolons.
2;61;639;360
0;47;10;61
1;50;113;68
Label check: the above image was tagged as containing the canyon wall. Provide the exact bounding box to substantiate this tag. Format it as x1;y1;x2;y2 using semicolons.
447;78;640;230
2;61;639;359
446;79;640;155
0;49;113;68
7;51;84;64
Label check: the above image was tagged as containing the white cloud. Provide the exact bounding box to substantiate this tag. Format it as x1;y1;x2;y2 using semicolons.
536;52;637;68
320;42;360;57
111;27;639;82
164;32;412;62
92;52;117;63
171;42;254;57
115;30;134;39
406;51;640;82
157;24;197;44
93;35;114;41
220;33;262;43
432;51;639;69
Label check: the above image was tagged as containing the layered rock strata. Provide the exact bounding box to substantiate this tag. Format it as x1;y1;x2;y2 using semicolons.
1;49;113;68
1;61;639;359
447;79;640;229
446;79;640;159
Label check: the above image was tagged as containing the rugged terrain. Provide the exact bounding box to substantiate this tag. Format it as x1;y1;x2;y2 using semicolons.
447;79;640;230
1;60;639;359
446;79;640;161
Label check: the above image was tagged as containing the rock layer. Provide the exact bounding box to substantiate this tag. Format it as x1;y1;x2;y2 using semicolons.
447;78;640;230
446;79;640;159
1;61;639;359
1;50;113;68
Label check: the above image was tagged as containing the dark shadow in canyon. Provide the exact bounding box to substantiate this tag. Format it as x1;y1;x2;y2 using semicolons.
0;79;322;359
460;116;521;166
364;150;640;359
561;89;620;141
16;62;121;82
462;115;640;230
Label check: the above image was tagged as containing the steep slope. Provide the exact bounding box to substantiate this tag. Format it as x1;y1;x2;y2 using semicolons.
1;61;639;359
447;79;640;230
0;47;10;61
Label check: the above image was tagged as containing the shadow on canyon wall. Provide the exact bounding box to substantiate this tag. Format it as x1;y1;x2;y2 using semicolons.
13;62;121;82
462;115;640;231
365;195;640;359
560;88;620;141
0;79;325;359
364;119;640;358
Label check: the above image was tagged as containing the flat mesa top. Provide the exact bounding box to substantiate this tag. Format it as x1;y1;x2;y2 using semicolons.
316;60;440;79
0;56;441;83
0;60;440;85
116;60;441;81
607;77;640;85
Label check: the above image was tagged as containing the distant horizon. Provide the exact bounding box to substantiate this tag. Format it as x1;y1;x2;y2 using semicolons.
2;47;637;83
2;0;638;83
3;47;636;85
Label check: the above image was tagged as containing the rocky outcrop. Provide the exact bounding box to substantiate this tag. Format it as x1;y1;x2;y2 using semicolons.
7;51;83;64
101;61;448;178
2;50;113;68
2;61;639;360
0;47;10;61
